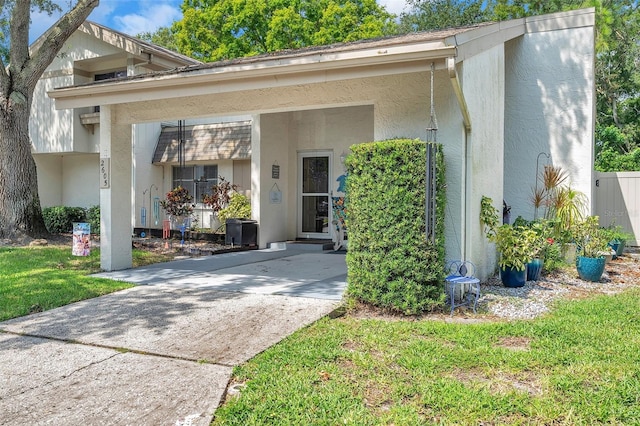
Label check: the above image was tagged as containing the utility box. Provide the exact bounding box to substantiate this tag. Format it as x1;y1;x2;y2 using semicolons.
225;219;258;247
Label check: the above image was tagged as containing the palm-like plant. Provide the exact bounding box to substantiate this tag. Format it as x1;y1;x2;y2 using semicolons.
553;186;588;232
530;165;587;240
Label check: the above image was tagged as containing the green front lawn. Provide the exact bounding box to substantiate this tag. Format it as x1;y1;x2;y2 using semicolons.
213;290;640;425
0;246;172;321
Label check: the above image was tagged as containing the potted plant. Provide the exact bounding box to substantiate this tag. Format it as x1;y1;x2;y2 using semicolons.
530;165;588;264
573;216;610;282
605;224;632;258
490;224;537;287
527;220;553;281
160;186;195;230
202;176;238;232
482;197;535;287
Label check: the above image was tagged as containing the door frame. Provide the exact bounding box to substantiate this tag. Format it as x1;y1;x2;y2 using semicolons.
297;150;333;239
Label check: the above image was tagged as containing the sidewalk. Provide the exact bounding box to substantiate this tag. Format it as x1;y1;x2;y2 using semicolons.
0;247;346;425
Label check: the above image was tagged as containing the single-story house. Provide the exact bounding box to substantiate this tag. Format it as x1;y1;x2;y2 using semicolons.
47;8;596;278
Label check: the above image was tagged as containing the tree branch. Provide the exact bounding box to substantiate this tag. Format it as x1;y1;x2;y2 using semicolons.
8;0;30;77
23;0;99;90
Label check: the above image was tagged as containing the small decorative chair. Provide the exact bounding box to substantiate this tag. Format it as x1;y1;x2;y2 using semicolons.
445;260;481;315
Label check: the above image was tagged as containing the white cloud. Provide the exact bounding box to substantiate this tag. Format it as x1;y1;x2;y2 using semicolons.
378;0;409;16
112;3;182;36
88;1;118;27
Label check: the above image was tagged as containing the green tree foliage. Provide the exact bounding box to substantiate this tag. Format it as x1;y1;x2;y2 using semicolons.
170;0;398;62
398;0;489;32
137;27;180;52
593;1;640;170
401;0;639;171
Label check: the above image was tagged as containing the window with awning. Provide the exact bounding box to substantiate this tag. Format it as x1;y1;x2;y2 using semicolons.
152;121;251;164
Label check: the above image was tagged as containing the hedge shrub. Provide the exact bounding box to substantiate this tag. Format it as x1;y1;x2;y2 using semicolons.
345;138;446;314
218;193;252;231
86;205;100;235
42;206;87;234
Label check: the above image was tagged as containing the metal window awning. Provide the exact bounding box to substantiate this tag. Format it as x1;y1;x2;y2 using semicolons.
152;121;251;164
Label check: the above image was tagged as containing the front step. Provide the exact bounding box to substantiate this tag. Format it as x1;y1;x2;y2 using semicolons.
268;240;334;251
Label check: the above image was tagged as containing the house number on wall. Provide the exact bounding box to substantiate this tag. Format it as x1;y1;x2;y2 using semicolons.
100;158;110;188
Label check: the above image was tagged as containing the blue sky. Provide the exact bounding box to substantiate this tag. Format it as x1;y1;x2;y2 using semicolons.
30;0;408;42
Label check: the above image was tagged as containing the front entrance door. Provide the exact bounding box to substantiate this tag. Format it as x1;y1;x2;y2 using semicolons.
298;152;331;239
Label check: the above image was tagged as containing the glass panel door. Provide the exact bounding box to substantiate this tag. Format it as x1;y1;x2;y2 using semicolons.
298;152;331;238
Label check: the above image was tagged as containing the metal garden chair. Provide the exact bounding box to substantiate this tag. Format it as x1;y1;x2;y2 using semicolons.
445;260;481;315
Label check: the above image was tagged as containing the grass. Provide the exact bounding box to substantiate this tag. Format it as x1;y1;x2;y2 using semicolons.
213;290;640;425
0;245;173;321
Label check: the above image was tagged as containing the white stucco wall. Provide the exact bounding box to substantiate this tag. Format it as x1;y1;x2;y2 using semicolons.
504;26;595;221
34;155;63;207
34;154;99;208
31;30;131;154
61;155;100;207
31;76;75;153
257;113;291;246
460;45;506;280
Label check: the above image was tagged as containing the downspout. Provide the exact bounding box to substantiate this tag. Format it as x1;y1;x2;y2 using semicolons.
447;56;472;261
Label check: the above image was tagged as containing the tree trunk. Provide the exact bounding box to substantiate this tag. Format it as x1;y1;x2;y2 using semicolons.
0;102;49;239
0;0;99;240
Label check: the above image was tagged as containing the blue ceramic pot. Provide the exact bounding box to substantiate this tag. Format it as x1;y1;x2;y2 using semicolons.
500;266;526;288
576;256;606;282
608;241;620;259
526;258;544;281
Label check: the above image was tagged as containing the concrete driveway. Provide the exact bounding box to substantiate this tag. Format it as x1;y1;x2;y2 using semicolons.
0;247;346;425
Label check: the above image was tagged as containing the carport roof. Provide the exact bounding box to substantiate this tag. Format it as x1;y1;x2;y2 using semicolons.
49;8;595;110
47;24;486;109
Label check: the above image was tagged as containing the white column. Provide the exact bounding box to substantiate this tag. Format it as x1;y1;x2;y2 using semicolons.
100;105;133;271
251;114;264;248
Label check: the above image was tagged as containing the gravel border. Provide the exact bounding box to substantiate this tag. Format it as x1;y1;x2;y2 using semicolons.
479;250;640;320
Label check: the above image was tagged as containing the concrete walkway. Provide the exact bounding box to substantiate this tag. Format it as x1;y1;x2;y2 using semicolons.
0;247;346;425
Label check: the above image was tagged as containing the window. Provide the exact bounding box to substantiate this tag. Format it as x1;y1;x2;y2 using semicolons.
172;165;219;202
93;70;127;112
95;70;127;81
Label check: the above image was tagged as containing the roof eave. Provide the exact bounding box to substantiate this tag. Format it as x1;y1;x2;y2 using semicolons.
49;41;457;109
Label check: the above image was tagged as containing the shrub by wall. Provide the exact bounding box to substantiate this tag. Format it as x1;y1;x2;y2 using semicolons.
345;138;446;314
42;206;86;234
86;205;100;235
218;193;252;231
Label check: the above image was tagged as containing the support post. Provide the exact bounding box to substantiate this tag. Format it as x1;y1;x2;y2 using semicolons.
100;105;133;271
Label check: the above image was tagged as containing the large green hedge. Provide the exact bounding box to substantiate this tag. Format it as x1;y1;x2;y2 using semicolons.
42;206;100;234
345;138;446;314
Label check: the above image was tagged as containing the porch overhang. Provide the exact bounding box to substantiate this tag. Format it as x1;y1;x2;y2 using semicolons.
49;36;461;110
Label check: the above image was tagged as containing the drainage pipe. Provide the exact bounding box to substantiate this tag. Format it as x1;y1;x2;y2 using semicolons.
447;57;472;261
